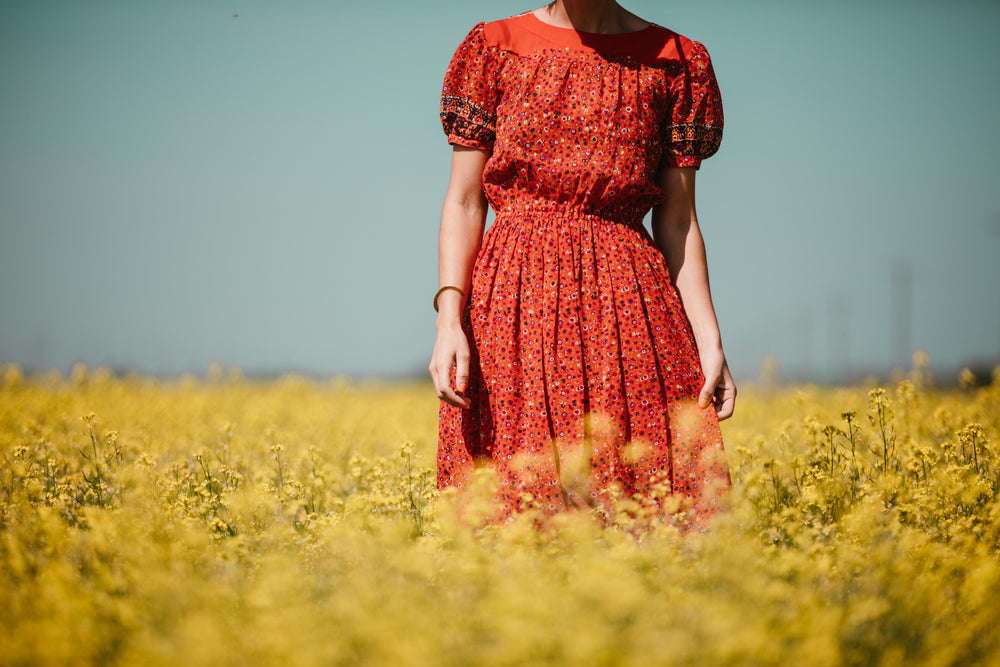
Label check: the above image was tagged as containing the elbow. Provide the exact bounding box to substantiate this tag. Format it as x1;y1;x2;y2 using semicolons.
444;190;489;221
652;211;697;247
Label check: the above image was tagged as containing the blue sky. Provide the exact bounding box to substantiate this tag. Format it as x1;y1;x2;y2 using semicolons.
1;0;999;382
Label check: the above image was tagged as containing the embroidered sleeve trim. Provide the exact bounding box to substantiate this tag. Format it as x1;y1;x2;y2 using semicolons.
663;122;722;160
441;95;497;147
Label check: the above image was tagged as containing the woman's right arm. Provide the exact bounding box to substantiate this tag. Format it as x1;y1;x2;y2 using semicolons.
428;145;490;408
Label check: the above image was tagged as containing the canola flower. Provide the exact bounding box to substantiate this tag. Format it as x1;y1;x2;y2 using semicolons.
1;362;999;666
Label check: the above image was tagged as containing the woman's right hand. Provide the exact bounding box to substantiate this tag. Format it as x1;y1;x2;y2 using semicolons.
429;321;472;409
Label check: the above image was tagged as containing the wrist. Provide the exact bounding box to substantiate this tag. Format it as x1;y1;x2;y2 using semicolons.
434;285;466;312
694;334;723;358
434;287;466;324
435;313;464;331
435;300;465;330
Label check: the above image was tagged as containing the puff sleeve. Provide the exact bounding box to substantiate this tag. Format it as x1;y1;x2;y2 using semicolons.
440;23;501;151
662;40;724;169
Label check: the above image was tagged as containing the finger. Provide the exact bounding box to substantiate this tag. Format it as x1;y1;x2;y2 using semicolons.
455;351;470;394
431;361;453;398
432;362;470;408
429;362;441;393
429;360;444;392
698;378;716;409
716;397;735;421
439;386;471;409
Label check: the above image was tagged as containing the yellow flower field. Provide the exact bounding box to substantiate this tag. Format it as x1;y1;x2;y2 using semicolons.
1;362;998;666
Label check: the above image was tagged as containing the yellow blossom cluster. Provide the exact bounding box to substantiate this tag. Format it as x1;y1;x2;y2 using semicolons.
1;362;998;666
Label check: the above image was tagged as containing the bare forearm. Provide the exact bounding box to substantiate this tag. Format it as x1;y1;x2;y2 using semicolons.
653;218;723;354
436;196;487;326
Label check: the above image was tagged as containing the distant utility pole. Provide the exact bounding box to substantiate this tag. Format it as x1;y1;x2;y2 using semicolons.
890;260;913;371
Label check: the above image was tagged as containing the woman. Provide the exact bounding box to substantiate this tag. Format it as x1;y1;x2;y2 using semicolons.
429;0;736;528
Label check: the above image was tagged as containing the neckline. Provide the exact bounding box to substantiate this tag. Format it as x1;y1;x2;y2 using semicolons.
524;10;656;40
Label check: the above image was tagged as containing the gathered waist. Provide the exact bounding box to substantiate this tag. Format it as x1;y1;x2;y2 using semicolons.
493;198;646;230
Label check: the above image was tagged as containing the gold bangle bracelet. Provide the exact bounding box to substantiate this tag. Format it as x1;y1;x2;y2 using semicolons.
433;285;466;312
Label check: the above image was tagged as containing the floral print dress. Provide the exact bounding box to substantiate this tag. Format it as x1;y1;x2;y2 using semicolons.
437;11;730;527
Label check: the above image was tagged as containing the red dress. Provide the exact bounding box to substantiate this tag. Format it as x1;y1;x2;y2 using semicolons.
438;12;730;528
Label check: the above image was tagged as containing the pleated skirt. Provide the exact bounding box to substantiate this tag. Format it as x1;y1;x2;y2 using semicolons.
438;201;731;527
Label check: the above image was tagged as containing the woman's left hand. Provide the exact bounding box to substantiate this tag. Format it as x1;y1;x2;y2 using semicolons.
698;349;736;420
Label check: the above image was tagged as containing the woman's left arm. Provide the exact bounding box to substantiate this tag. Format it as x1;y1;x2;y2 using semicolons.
651;166;736;420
